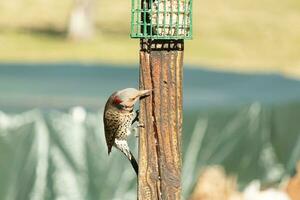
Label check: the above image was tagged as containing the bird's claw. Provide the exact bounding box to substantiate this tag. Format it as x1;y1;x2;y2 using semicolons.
137;122;145;128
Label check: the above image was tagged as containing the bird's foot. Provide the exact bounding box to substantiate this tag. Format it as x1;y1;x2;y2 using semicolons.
132;121;144;138
137;122;144;128
135;130;139;138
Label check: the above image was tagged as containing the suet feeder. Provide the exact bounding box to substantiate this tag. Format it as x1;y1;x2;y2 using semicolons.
131;0;193;39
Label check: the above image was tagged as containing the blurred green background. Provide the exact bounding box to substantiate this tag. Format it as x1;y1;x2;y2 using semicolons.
0;0;300;73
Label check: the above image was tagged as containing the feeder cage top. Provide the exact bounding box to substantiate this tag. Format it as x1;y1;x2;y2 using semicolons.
131;0;193;39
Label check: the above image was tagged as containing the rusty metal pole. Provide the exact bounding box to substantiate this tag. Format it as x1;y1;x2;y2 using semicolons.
138;39;184;199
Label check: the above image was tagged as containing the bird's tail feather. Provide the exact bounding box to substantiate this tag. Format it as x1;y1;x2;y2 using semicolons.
114;141;139;175
129;151;139;175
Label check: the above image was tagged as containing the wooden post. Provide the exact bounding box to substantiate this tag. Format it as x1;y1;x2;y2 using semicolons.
138;39;184;199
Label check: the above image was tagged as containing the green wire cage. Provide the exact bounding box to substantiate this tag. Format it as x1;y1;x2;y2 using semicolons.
131;0;193;39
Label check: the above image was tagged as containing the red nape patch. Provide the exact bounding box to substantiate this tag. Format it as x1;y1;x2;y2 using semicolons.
113;96;123;105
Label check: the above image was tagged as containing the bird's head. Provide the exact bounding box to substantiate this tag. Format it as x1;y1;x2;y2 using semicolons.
111;88;151;111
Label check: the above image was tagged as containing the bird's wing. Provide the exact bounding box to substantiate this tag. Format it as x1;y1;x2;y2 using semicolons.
103;110;122;154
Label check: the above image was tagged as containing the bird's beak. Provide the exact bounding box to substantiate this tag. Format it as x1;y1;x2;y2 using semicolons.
138;89;152;97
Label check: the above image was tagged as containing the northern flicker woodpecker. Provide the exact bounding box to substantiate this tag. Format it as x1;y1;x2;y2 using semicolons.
103;88;151;175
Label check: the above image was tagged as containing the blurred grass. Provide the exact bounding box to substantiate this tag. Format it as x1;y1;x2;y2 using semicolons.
0;30;138;64
0;0;300;72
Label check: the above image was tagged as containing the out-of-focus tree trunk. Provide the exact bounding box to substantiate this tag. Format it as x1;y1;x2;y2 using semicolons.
68;0;95;41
